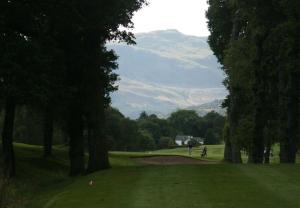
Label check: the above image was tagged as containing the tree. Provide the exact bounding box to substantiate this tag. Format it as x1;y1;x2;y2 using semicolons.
0;1;53;176
207;0;242;163
222;118;232;162
207;0;300;164
138;118;161;145
137;130;156;151
158;137;174;149
168;110;200;136
0;0;147;177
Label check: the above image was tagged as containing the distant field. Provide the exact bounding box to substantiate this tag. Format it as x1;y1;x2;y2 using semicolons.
4;144;300;208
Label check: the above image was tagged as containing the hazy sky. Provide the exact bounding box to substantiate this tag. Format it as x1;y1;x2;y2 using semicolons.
132;0;210;37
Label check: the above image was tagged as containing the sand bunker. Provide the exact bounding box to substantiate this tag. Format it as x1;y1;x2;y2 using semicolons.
133;156;217;165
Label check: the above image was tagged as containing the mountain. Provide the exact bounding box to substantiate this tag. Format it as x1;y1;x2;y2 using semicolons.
186;100;226;117
107;30;228;118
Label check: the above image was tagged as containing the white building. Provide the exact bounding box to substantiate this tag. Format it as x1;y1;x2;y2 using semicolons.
175;135;204;146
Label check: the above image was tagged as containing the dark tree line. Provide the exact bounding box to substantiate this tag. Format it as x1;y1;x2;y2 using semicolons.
207;0;300;163
0;0;146;178
106;109;225;151
3;107;225;152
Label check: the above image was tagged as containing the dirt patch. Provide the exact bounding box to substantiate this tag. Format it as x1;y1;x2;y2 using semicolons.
132;156;217;165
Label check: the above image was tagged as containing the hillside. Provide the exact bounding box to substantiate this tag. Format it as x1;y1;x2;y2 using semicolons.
187;99;226;116
108;30;227;118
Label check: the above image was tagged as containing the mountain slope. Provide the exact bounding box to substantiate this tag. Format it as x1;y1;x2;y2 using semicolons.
108;30;227;118
186;100;226;116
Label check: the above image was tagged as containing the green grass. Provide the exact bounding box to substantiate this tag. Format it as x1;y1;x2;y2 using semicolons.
4;144;300;208
151;145;225;161
43;165;300;208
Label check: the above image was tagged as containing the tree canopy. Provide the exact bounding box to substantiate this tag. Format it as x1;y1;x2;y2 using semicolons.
0;0;147;178
207;0;300;164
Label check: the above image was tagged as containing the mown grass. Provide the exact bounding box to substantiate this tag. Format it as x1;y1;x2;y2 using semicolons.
2;144;300;208
151;145;225;160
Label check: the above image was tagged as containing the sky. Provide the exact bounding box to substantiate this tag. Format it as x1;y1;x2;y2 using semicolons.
131;0;210;37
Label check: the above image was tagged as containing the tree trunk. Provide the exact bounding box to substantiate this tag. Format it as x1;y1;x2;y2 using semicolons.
231;143;242;163
86;103;110;174
280;72;299;163
264;145;271;164
224;140;232;162
223;118;232;162
249;35;268;164
251;106;265;163
2;96;16;178
68;107;85;176
84;40;110;173
85;78;109;173
43;106;54;158
228;91;242;164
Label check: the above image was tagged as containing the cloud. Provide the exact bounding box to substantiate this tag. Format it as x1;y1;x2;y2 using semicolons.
132;0;209;37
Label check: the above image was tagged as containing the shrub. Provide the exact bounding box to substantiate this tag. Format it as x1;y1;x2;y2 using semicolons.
137;130;156;151
158;137;174;149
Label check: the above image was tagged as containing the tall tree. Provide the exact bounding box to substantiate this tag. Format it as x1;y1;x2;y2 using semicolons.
207;0;300;164
75;0;146;173
0;1;50;176
207;0;243;163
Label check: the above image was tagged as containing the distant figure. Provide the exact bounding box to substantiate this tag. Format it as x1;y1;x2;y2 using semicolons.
201;146;207;158
89;180;94;186
188;142;193;156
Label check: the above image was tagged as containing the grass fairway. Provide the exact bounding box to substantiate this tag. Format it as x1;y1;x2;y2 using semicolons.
40;165;300;208
7;144;300;208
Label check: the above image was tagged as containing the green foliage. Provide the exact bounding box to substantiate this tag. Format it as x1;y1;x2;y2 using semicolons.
206;0;233;64
207;0;300;163
137;130;156;151
138;117;161;144
158;137;174;149
234;116;254;149
168;110;199;136
105;109;225;151
205;129;218;145
0;0;148;176
202;112;225;144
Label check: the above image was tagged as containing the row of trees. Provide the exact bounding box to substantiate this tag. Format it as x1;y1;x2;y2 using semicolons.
207;0;300;163
6;107;225;152
0;0;146;178
106;109;225;151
